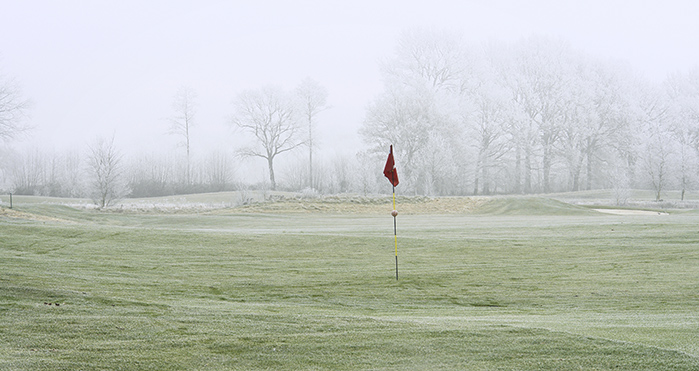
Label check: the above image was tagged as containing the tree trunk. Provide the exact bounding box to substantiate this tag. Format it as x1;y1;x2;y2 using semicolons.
267;157;276;191
524;147;532;194
542;146;551;193
514;145;521;194
626;154;636;188
186;124;191;185
308;123;313;189
309;145;313;189
482;166;491;195
655;171;662;202
571;152;584;192
571;169;580;192
585;148;593;191
473;155;481;195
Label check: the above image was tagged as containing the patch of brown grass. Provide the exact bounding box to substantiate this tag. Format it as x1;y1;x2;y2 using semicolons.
236;195;490;214
0;206;66;222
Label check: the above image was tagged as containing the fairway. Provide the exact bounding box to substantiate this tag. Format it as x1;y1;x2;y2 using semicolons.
1;197;699;370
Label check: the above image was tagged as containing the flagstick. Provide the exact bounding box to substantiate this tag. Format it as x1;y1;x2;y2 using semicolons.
384;144;399;281
393;183;398;280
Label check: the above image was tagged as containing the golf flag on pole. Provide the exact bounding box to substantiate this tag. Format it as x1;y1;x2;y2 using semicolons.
383;145;399;187
384;145;399;280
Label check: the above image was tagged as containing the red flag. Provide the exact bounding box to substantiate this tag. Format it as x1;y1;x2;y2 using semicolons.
383;145;399;187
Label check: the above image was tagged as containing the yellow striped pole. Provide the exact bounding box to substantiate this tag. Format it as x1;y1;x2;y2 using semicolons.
384;144;399;280
392;184;398;280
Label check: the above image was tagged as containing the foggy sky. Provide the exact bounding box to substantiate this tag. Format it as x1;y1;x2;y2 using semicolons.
1;0;698;167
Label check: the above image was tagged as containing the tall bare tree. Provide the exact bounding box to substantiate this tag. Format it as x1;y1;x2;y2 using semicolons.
295;77;329;190
87;136;128;208
637;82;672;202
231;86;303;190
461;59;512;195
510;36;578;193
558;58;632;192
168;86;197;184
360;86;436;190
383;27;469;93
205;150;234;192
0;72;31;143
665;69;699;200
10;147;45;195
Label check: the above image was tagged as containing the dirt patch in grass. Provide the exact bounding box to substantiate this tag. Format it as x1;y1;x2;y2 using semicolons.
0;206;67;222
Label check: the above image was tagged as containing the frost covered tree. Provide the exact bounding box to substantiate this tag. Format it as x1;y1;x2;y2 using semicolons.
204;150;234;192
231;86;303;191
558;58;633;191
382;27;469;93
361;28;699;198
295;77;329;190
360;86;438;191
87;136;128;208
636;82;673;202
168;86;197;185
9;147;45;195
509;36;580;193
460;51;512;195
665;69;699;200
362;28;468;194
0;71;31;143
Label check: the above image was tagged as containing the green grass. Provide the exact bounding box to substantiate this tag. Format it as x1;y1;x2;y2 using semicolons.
472;197;597;215
1;199;699;370
549;189;699;201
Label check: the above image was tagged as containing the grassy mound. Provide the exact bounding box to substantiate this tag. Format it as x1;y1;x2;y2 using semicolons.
472;196;596;215
235;195;490;214
3;195;599;217
232;195;601;216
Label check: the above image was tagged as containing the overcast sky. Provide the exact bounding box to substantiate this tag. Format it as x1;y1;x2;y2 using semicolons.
2;0;698;169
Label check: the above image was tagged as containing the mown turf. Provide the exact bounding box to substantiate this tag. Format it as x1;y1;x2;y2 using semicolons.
1;201;698;370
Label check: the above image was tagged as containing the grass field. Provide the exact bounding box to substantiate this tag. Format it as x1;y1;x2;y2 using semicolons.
1;195;699;370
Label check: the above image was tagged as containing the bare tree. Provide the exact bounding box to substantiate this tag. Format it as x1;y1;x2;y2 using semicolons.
0;73;31;143
295;77;329;190
231;86;303;190
368;28;469;194
637;82;672;202
62;150;84;198
360;86;437;191
558;58;632;191
461;67;511;195
360;28;699;197
643;128;674;202
383;27;469;93
10;147;45;195
168;86;197;184
665;69;699;200
6;147;85;197
87;136;128;208
205;150;234;192
126;153;176;197
329;153;353;193
510;36;578;193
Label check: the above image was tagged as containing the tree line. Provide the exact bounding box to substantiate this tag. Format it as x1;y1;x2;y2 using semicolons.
2;139;369;207
361;30;699;200
2;29;699;206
